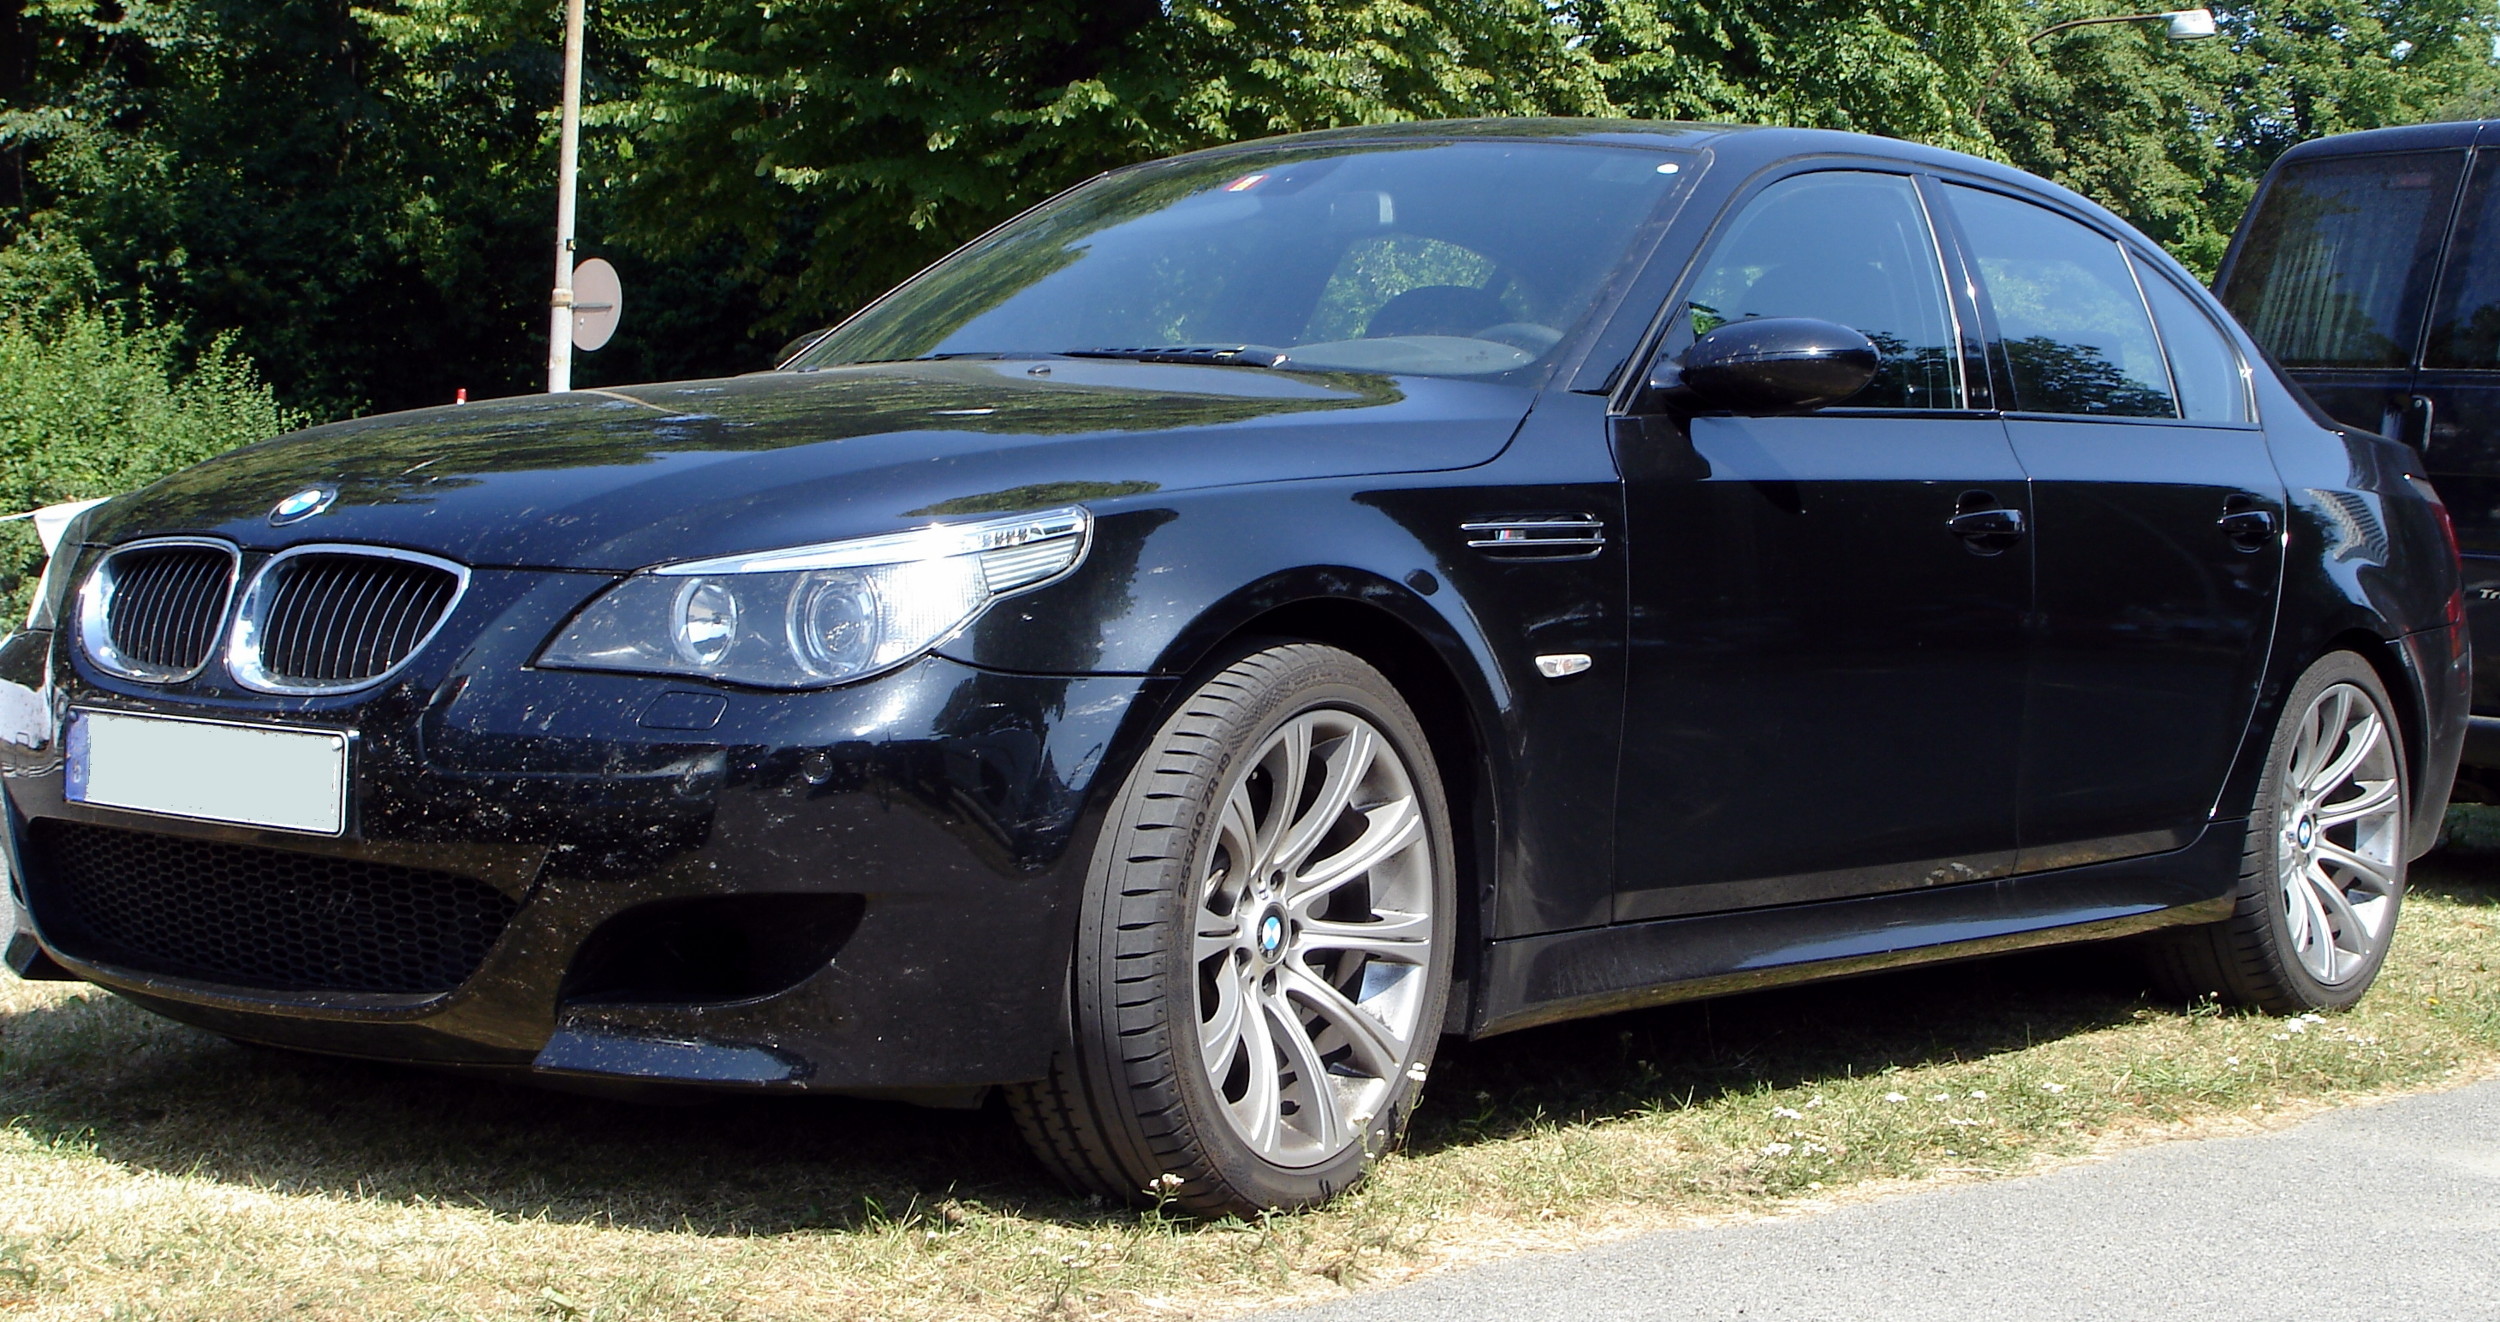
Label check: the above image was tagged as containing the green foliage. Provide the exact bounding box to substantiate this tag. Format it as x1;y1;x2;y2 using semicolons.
0;309;301;620
1;0;2497;414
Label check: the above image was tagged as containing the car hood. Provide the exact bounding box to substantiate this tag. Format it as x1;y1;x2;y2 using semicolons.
85;359;1534;570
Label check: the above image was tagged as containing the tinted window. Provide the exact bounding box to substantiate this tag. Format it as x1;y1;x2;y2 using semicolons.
1949;185;2174;418
2428;150;2500;368
1677;172;1960;408
797;142;1687;381
2221;150;2463;368
2137;261;2250;423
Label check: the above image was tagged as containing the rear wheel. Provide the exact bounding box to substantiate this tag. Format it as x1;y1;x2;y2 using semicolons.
1006;643;1455;1216
2146;651;2408;1012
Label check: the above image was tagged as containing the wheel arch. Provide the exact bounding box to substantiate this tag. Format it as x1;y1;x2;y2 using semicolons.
1170;590;1502;1035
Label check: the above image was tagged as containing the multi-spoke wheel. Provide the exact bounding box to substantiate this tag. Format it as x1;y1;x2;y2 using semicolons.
2146;651;2410;1012
1007;644;1454;1216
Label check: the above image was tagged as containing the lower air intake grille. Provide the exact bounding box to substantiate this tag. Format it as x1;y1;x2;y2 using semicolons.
31;820;518;994
243;551;463;690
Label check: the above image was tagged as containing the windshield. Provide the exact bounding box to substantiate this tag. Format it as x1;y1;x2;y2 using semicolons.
791;141;1693;382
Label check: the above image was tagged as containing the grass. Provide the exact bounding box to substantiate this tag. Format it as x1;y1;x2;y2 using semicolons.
2;840;2496;1320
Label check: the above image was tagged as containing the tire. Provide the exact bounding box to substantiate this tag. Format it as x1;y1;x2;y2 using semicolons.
1006;643;1456;1216
2145;651;2410;1012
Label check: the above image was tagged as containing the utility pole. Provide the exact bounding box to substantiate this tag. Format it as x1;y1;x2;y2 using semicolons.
546;0;586;393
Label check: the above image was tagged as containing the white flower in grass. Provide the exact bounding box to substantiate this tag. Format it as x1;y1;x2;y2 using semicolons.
2040;1082;2067;1094
1884;1092;1909;1103
2299;1012;2326;1023
1805;1095;1827;1109
1762;1142;1794;1157
1929;1093;1952;1102
1968;1090;1989;1100
1772;1106;1804;1120
2226;1056;2240;1066
2284;1019;2308;1034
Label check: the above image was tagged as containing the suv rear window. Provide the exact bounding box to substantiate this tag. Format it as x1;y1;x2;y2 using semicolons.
2219;150;2463;369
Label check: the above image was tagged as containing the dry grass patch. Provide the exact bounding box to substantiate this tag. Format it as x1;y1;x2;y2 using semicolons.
3;847;2495;1320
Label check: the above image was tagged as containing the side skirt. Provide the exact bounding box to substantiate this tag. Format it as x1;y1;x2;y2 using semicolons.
1473;820;2243;1037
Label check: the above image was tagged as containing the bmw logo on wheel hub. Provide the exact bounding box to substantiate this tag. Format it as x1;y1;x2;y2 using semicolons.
1258;912;1284;958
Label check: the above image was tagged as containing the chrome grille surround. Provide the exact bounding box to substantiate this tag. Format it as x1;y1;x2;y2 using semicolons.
75;538;243;683
226;544;470;695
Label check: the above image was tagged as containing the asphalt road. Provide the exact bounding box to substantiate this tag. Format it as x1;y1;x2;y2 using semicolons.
1283;1078;2500;1322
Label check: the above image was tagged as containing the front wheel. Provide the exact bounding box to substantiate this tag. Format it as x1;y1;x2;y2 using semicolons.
2146;650;2409;1012
1007;643;1456;1217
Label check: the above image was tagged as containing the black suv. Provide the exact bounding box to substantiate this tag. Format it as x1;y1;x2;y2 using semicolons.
2219;121;2500;779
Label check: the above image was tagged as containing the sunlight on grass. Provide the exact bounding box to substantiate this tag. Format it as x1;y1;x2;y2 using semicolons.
2;850;2493;1320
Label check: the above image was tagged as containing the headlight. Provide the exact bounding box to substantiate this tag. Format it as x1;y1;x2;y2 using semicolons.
538;507;1089;688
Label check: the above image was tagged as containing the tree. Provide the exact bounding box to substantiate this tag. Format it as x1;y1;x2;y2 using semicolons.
1;0;2494;418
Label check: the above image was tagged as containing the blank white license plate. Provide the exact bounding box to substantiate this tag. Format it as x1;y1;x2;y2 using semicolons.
66;709;349;835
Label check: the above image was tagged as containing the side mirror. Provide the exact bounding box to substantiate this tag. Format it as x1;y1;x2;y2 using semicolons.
1649;317;1879;414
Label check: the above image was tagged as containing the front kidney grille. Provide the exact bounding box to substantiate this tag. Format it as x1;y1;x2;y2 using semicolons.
28;820;519;994
88;543;237;677
245;552;462;689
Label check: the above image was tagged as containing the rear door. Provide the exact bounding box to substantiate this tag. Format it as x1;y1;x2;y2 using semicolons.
1942;183;2286;868
2413;136;2500;713
2217;148;2465;442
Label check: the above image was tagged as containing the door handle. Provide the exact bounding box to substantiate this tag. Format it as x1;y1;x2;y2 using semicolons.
2218;496;2275;552
1947;491;2025;555
2408;394;2437;454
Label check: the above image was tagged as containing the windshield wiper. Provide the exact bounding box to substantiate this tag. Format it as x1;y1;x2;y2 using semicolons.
1060;345;1296;368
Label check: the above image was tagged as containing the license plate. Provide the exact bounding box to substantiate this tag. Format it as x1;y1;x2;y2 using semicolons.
66;709;349;835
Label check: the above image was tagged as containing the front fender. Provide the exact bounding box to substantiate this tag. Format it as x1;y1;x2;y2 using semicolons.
937;411;1632;947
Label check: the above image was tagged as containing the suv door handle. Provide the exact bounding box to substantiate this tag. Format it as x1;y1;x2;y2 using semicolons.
2408;394;2437;454
2218;496;2275;552
1947;491;2025;555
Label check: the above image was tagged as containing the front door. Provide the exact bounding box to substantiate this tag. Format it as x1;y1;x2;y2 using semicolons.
2216;146;2465;445
1944;183;2286;867
1612;169;2032;921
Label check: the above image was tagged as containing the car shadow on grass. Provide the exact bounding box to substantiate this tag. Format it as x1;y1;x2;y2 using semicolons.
4;847;2494;1234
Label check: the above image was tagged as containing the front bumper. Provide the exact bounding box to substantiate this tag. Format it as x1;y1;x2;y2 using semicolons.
0;584;1166;1094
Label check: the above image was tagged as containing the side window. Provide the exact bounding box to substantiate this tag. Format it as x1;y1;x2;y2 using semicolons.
1947;185;2175;418
2136;261;2251;424
2223;150;2463;369
2427;150;2500;368
1678;172;1961;409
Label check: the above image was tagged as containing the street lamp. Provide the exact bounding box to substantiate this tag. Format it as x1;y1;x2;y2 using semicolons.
2029;8;2218;45
546;0;586;393
1976;8;2217;121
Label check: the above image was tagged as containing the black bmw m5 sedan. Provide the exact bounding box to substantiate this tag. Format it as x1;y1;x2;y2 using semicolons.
1;120;2469;1216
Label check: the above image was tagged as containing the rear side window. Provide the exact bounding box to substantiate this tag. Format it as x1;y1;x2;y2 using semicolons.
2136;264;2251;423
1678;171;1961;409
2428;151;2500;368
1947;185;2175;418
2220;150;2464;369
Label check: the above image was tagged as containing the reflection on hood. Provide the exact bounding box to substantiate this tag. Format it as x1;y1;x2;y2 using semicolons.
85;359;1534;571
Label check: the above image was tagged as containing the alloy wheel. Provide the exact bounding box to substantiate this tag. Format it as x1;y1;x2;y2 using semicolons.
2276;681;2404;985
1191;708;1436;1168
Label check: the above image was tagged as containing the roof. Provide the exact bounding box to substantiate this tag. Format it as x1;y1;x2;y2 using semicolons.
1156;116;2139;254
2272;119;2486;162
